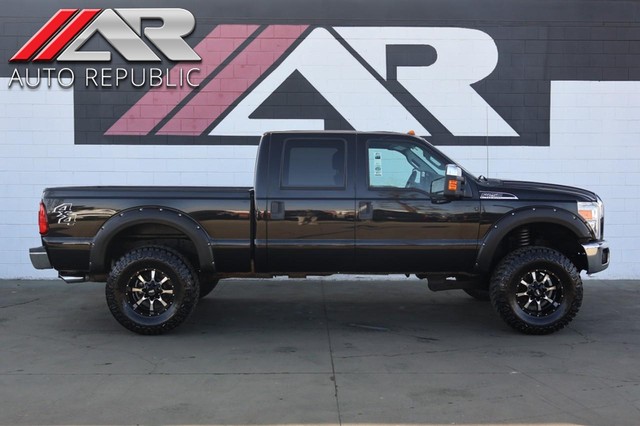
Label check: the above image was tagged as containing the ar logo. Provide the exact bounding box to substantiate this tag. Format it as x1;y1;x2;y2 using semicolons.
108;26;518;139
53;203;76;226
10;8;200;62
214;28;517;138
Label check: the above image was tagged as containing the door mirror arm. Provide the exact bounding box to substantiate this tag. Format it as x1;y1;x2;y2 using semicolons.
430;164;465;201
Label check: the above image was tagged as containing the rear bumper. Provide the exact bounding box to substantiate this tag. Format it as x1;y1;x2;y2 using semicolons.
29;246;52;270
582;240;610;274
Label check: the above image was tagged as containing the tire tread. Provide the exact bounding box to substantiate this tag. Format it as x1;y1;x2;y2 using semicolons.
106;246;199;335
490;246;583;335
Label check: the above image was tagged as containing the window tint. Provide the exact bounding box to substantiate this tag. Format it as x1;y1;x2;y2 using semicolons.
367;139;446;191
369;148;414;188
282;139;346;188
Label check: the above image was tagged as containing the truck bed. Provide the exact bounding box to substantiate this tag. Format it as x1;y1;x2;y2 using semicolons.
41;186;254;275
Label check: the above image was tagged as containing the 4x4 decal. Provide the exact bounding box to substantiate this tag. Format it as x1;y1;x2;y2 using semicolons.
53;203;76;226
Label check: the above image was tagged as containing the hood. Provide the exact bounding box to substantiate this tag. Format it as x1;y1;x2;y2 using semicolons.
477;178;598;202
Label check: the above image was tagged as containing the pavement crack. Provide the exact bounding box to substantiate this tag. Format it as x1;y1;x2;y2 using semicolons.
321;282;342;426
348;323;389;332
569;326;597;344
337;346;488;359
504;363;598;424
89;345;160;373
0;298;40;309
0;371;331;376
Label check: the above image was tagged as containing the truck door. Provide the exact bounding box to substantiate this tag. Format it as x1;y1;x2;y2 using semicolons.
266;133;356;273
355;134;480;273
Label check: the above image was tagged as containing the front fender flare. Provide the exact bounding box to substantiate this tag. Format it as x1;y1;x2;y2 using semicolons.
89;207;214;274
474;206;593;274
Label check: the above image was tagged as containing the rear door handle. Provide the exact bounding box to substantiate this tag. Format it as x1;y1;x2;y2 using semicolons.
358;201;373;220
271;201;285;220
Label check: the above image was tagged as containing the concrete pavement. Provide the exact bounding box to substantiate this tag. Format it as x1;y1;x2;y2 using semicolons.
0;278;639;425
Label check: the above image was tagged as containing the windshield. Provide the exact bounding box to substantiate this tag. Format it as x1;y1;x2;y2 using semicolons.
416;137;477;181
409;146;445;176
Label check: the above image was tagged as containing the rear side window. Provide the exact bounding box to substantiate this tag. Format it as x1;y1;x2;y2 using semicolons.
281;139;346;188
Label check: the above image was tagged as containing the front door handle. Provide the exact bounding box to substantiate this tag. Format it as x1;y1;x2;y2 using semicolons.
271;201;285;220
358;201;373;220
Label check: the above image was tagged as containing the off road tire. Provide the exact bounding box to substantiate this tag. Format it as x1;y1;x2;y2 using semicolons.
490;246;583;335
106;246;199;335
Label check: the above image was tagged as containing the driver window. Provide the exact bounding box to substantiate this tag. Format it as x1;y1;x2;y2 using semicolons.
368;148;414;188
367;139;446;191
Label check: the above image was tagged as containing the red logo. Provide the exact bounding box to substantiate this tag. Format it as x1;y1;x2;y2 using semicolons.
10;8;200;62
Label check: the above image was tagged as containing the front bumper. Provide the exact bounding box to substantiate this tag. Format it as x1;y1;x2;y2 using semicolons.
582;240;610;274
29;246;52;270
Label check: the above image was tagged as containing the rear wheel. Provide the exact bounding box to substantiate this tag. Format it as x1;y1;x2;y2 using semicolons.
106;247;199;335
490;246;583;335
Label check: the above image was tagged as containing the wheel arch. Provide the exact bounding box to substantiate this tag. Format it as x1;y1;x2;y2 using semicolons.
475;206;593;274
89;207;215;275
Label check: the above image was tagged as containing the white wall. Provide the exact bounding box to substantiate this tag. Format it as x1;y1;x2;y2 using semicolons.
443;81;640;279
0;78;638;279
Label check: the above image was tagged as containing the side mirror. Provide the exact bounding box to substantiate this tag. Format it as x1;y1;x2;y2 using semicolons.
431;164;465;201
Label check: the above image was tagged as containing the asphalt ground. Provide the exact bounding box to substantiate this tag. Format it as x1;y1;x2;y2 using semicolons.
0;278;638;425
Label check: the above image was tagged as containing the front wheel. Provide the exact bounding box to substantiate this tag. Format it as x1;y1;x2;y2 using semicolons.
106;247;199;335
490;246;583;335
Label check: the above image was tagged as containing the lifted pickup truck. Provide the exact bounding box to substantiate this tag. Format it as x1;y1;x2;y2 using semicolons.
31;131;609;335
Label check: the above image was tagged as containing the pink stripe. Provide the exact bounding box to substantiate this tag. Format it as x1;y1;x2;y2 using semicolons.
105;24;259;136
157;25;309;136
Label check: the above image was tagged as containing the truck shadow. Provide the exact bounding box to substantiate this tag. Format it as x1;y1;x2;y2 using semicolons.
190;279;506;336
187;278;636;340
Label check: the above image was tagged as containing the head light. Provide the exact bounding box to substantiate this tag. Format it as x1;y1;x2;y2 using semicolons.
578;199;604;239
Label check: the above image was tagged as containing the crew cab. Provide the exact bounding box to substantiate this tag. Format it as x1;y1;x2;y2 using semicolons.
30;131;609;335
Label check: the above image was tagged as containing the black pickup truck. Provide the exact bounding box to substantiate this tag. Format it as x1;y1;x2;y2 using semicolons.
30;131;609;335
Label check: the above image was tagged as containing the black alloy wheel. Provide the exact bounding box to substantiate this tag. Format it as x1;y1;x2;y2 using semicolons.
126;268;176;317
515;269;563;317
106;246;199;335
490;246;583;335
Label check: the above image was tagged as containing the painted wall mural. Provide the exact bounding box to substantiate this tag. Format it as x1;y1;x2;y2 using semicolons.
4;0;639;147
2;0;640;278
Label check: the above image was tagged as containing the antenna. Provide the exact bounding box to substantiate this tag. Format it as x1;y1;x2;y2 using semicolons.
485;105;490;178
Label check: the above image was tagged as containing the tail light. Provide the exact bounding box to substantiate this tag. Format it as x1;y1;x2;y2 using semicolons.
38;202;49;235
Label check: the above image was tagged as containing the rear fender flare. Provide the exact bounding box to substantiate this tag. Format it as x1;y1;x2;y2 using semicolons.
475;206;593;273
89;207;214;274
